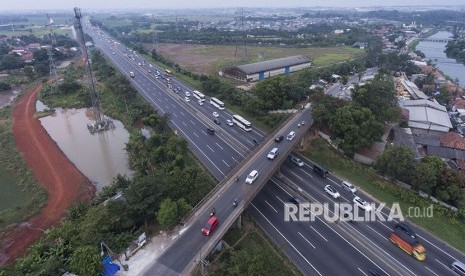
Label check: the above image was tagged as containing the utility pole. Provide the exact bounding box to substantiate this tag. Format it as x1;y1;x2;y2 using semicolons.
46;14;58;94
151;14;158;52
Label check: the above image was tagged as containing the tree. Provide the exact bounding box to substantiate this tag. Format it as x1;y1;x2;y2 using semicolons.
329;105;384;156
411;162;436;194
68;245;102;276
376;145;414;183
24;66;34;80
436;168;465;207
156;198;180;228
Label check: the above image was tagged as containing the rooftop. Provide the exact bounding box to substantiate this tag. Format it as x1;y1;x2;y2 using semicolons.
236;55;311;75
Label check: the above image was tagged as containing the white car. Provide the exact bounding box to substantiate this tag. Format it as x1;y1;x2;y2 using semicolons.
286;131;296;141
267;148;279;160
353;196;372;212
185;91;191;97
226;119;233;126
290;156;304;167
198;100;204;106
324;185;340;199
342;181;357;193
245;170;258;184
184;97;190;102
213;112;219;117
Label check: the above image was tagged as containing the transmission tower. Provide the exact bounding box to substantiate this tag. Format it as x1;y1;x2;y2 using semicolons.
74;7;106;130
46;14;58;94
151;14;158;52
234;8;249;64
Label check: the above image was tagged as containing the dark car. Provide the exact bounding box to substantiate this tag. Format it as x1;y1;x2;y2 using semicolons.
206;127;215;135
214;118;221;125
274;135;284;143
289;196;302;205
395;222;416;238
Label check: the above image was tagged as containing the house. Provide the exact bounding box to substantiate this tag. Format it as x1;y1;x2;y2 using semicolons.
400;99;452;132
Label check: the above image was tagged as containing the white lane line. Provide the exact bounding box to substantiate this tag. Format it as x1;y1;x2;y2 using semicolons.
222;159;230;168
358;267;368;276
310;226;328;242
298;232;316;249
425;266;440;276
193;132;199;138
231;156;238;164
182;122;187;127
435;258;454;272
288;170;304;181
216;143;224;150
265;200;278;213
172;104;176;108
251;204;322;275
180;111;185;116
165;105;169;110
299;169;314;179
172;113;177;118
190;120;195;125
365;225;388;241
206;145;214;152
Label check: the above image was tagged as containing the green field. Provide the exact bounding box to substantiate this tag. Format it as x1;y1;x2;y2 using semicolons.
154;43;363;76
0;14;73;38
0;167;28;211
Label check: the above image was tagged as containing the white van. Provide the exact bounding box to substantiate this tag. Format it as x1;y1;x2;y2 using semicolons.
452;260;465;276
342;181;357;193
245;170;258;184
286;131;296;141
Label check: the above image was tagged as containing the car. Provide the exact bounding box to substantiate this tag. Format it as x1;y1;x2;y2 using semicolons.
291;156;304;167
198;100;204;106
395;222;416;238
138;62;141;66
451;260;465;276
184;97;190;102
213;112;219;117
206;127;215;135
274;135;284;143
286;131;296;141
353;196;372;212
226;119;234;126
289;196;302;205
245;170;258;184
201;216;219;236
149;64;153;68
342;181;357;193
112;52;115;55
214;118;221;125
267;148;279;160
185;91;191;97
324;185;341;199
148;69;152;73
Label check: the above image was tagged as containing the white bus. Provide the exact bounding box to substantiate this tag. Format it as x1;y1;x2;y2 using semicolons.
232;114;252;131
193;90;205;102
210;97;225;110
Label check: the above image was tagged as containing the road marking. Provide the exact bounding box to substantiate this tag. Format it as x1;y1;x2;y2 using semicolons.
193;132;199;138
182;122;187;127
216;143;224;150
251;204;322;275
298;168;314;178
435;258;453;272
231;156;238;164
366;225;388;241
190;120;195;125
288;171;304;181
298;232;316;249
358;267;368;276
180;111;185;116
206;145;214;152
172;113;177;117
425;266;440;276
265;200;278;213
222;159;230;168
310;226;328;242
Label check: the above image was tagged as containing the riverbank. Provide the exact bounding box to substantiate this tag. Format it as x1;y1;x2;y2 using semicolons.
0;83;95;265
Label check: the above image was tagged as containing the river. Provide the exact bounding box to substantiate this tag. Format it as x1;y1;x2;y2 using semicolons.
416;31;465;88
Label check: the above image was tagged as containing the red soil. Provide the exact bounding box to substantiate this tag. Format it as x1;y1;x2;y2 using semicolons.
0;83;95;266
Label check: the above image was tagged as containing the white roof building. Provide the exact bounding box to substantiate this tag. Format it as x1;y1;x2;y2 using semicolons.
401;99;452;132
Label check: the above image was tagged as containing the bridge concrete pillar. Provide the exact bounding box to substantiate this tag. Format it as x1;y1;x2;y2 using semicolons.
236;214;242;229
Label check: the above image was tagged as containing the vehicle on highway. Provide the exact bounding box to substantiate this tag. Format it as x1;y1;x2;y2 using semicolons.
149;64;152;68
451;260;465;275
267;148;279;160
232;114;252;131
193;90;205;102
245;170;258;184
112;52;115;55
395;222;417;238
274;135;284;143
198;100;204;106
226;119;233;126
201;216;219;236
313;164;328;178
184;97;190;102
138;62;141;66
353;196;372;212
214;118;221;125
185;91;191;97
210;97;225;110
342;181;357;193
165;69;172;75
206;127;215;135
324;185;340;199
129;71;135;78
148;69;152;73
289;196;302;205
291;156;304;167
389;224;426;261
368;268;389;276
213;112;219;117
286;131;296;141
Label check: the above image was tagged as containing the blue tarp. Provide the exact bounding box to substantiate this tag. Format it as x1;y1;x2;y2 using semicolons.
102;256;120;276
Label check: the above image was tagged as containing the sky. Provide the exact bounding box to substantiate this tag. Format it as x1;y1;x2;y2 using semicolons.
1;0;464;12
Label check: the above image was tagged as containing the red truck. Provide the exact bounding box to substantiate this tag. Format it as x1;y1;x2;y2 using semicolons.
389;226;425;261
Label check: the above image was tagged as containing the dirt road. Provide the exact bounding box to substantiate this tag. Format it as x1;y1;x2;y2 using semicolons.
0;83;95;265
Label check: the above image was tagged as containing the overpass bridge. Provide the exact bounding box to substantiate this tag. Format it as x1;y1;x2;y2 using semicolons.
420;38;453;43
142;106;313;275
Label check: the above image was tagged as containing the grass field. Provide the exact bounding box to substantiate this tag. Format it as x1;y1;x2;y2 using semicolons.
303;138;465;253
154;43;363;76
0;167;28;212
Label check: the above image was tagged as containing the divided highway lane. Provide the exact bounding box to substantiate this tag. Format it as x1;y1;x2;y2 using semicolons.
276;156;465;275
249;179;393;275
85;28;252;179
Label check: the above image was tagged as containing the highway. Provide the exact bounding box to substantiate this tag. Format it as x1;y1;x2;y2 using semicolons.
82;21;465;276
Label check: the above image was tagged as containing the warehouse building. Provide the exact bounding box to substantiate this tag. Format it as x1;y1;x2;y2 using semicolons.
219;55;312;82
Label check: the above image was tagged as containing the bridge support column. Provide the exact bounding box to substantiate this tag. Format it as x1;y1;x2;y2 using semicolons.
236;214;242;230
